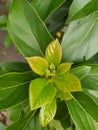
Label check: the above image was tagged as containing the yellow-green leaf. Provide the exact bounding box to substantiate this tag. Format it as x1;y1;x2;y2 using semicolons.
57;91;73;100
26;56;49;75
45;39;62;66
57;63;73;75
29;78;56;110
40;98;57;127
54;73;82;92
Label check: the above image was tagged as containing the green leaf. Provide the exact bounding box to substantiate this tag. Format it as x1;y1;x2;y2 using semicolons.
29;78;56;110
26;56;49;75
31;0;66;21
0;62;31;75
0;71;34;110
57;91;73;101
8;104;22;122
46;0;72;35
71;66;91;80
4;34;13;47
73;92;98;122
40;98;57;126
62;12;98;63
83;89;98;105
8;0;53;57
66;99;98;130
72;92;98;123
0;15;7;29
45;39;62;66
54;101;68;120
7;104;46;130
54;73;82;92
81;64;98;90
67;0;98;22
5;110;36;130
57;63;72;75
0;122;6;130
85;52;98;64
48;119;69;130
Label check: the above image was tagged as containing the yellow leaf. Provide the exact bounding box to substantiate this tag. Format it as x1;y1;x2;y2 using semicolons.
57;63;73;75
45;39;62;66
26;56;49;75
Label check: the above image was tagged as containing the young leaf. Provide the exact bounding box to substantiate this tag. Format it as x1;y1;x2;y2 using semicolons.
26;56;49;75
40;98;57;126
29;78;56;110
57;91;73;101
54;73;82;92
45;39;62;66
57;63;72;75
62;12;98;63
8;0;53;57
48;119;71;130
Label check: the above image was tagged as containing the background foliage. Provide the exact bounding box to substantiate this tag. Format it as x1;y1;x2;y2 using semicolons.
0;0;98;130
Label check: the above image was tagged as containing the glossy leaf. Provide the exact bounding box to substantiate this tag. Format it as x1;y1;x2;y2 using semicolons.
0;71;34;110
40;98;56;126
66;99;98;130
85;52;98;64
26;56;49;75
71;66;91;80
54;73;82;92
72;92;98;123
31;0;66;21
57;63;72;75
81;64;98;90
45;39;62;66
84;89;98;105
0;62;31;75
8;0;53;57
48;119;70;130
67;0;91;22
46;0;73;35
62;12;98;63
67;0;98;22
29;78;56;110
57;91;73;101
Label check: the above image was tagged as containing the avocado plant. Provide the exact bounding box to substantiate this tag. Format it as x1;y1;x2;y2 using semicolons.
0;0;98;130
